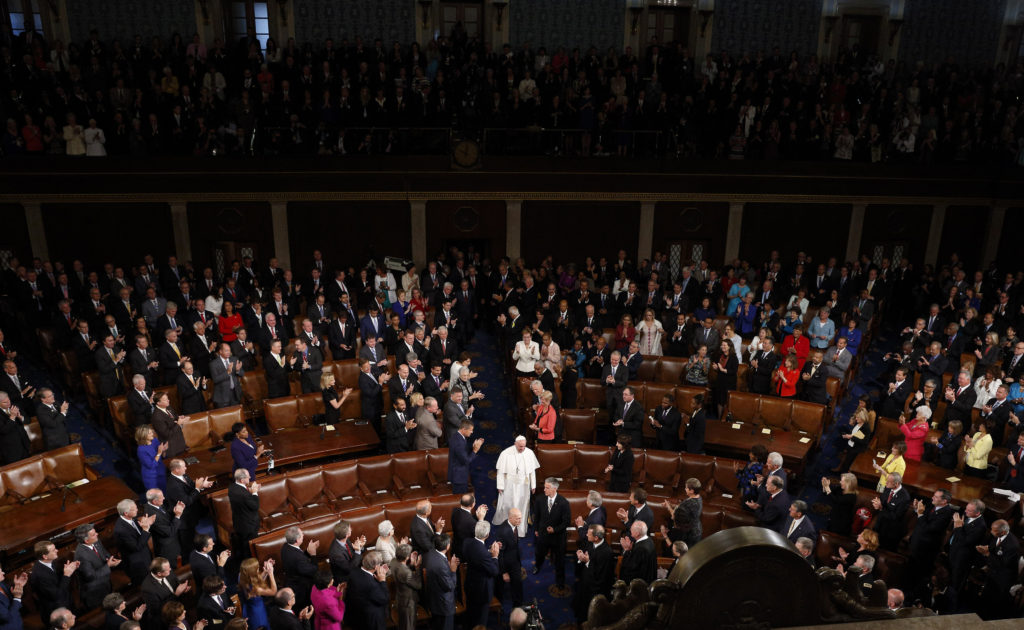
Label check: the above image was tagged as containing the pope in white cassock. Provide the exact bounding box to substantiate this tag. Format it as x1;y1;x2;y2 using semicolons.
492;436;540;537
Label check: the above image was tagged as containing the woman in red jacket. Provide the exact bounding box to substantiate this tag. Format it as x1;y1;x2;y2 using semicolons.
775;355;800;398
529;390;557;443
218;301;243;342
898;406;931;461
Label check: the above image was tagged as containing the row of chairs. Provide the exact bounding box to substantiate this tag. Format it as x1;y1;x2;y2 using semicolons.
0;443;99;511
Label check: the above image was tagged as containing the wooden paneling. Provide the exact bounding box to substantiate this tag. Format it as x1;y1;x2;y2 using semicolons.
860;204;932;268
521;201;640;267
425;201;506;263
739;203;852;266
187;203;273;272
287;202;412;275
0;205;31;263
653;202;730;266
938;206;990;271
41;203;174;270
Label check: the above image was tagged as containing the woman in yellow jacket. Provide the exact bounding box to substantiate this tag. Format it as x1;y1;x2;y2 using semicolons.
963;420;993;478
872;441;907;492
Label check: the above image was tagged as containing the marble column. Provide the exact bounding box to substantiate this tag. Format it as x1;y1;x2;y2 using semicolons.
23;202;49;261
506;200;523;260
270;201;291;269
410;200;427;267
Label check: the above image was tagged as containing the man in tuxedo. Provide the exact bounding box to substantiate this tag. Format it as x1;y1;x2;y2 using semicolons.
229;469;260;560
907;490;954;587
345;552;390;630
328;520;365;585
978;519;1022;618
129;335;160;388
140;558;189;630
494;508;524;608
73;524;120;610
188;535;229;592
210;343;243;408
143;489;185;565
650;393;681;450
665;313;691;357
280;527;319;611
746;476;790;532
618;521;656;584
749;338;779;394
291;337;322;394
27;541;77;625
532;478;570;588
448;420;483;494
877;368;911;418
780;500;816;543
574;523;613;623
612;387;644;447
871;473;911;551
35;388;70;450
196;576;235;626
463;521;500;629
113;499;155;586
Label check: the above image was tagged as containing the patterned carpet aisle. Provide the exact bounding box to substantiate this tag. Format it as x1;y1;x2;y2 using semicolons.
466;329;577;629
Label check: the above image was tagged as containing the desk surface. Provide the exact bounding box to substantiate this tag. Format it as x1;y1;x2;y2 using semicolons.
180;422;381;483
850;451;1015;518
704;420;816;471
0;476;137;555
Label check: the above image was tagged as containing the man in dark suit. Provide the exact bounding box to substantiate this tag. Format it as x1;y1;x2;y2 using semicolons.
291;338;322;395
388;363;417;407
263;339;292;399
650;394;681;451
280;527;319;611
328;312;357;360
980;386;1012;446
916;341;948;382
195;576;235;626
979;519;1022;618
230;328;259;372
71;320;98;371
448;421;483;494
574;523;613;623
156;330;187;387
494;509;524;608
344;551;390;630
166;459;212;558
95;334;127;398
450;494;485;562
683;395;707;454
871;472;911;551
612;386;644;448
27;540;77;625
616;488;655;538
0;563;26;630
228;469;260;559
907;490;954;587
328;520;365;585
385;397;416;454
798;350;828;404
601;352;628;420
947;499;988;602
746;476;791;532
113;499;155;586
34;388;70;450
618;521;656;584
0;393;30;466
188;535;228;592
143;489;184;565
73;524;119;610
140;558;188;630
780;500;816;543
358;359;387;435
877;368;912;418
268;588;313;630
428;326;457;370
750;338;779;394
187;322;216;379
210;343;243;408
532;477;571;588
664;313;691;357
463;522;500;629
418;535;457;630
942;370;976;428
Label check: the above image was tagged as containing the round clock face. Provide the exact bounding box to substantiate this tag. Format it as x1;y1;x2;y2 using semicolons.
453;140;480;167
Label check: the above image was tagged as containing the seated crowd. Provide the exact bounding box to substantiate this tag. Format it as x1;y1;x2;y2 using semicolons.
1;241;1023;630
3;25;1024;161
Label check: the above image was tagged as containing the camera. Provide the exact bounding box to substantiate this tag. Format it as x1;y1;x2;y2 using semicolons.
519;599;545;630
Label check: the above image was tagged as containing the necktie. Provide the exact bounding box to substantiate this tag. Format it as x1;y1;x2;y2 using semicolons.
224;359;233;388
548;498;553;510
434;376;440;387
172;343;180;358
162;578;172;592
788;519;797;536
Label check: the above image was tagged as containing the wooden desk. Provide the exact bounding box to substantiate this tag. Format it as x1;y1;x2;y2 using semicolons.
849;451;1015;519
0;476;136;561
704;420;816;473
179;421;381;484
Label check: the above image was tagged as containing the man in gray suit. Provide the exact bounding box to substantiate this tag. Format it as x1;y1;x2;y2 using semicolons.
209;343;243;408
389;543;422;630
443;389;473;443
823;337;853;380
414;396;443;450
139;287;167;328
72;523;120;610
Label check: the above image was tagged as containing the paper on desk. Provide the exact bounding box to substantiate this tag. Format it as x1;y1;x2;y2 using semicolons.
799;437;811;444
876;451;887;458
761;428;772;435
991;488;1021;502
324;424;336;431
67;478;90;488
945;476;961;483
731;423;742;429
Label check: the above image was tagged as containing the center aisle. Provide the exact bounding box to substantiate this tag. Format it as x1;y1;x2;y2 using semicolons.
465;329;577;629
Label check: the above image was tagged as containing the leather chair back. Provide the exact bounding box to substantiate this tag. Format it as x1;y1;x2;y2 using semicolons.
255;476;299;532
181;414;214;449
700;505;724;538
382;500;419;542
561;409;596;443
343;506;388;543
0;456;48;501
535;444;575;485
759;397;792;430
356;458;399;504
285;468;333;520
735;364;750;392
642;450;681;496
322;462;366;512
24;420;43;454
675;386;708;415
679;453;716;496
332;360;361;389
636;359;658;383
390;451;433;500
790;400;826;437
572;445;610;485
264;397;300;432
869;418;903;451
656;357;687;384
643;382;676;415
726;392;760;422
297;392;325;424
577;378;606;411
208;406;245;443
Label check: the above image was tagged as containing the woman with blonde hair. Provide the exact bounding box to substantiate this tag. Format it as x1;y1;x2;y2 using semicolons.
239;557;276;630
821;472;858;536
637;308;664;356
963;420;993;478
872;441;907;492
529;390;557;443
320;372;353;426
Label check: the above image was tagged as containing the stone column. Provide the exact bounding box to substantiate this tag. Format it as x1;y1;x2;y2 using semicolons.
410;200;427;267
23;202;48;261
506;199;523;260
723;202;743;263
924;204;947;267
638;202;655;262
170;202;192;263
270;201;291;269
845;204;865;263
983;206;1007;267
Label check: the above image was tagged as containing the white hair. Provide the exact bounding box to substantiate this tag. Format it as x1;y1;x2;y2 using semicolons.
916;406;933;420
378;520;394;537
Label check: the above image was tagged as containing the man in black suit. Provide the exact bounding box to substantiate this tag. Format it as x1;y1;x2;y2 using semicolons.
264;339;292;399
779;500;817;542
463;521;500;629
384;397;416;454
229;469;261;560
34;388;70;450
73;524;120;610
358;358;388;435
344;551;389;630
166;459;213;558
429;326;457;370
450;494;486;562
196;576;236;626
230;328;258;372
140;558;189;630
650;394;681;450
157;330;188;386
980;385;1012;446
113;499;155;586
871;472;911;552
0;392;30;465
327;311;357;360
798;350;828;404
421;364;448;402
616;488;655;538
942;370;976;428
71;320;98;371
947;499;987;604
573;523;613;624
664;312;691;357
280;527;319;611
95;334;127;398
978;519;1022;618
188;534;229;592
27;540;77;625
907;490;954;588
494;509;524;609
126;375;155;426
187;321;216;379
876;368;911;418
269;588;313;630
746;476;791;532
143;489;184;565
327;520;365;585
612;386;644;447
618;521;656;584
750;338;779;394
291;338;322;394
601;352;628;420
410;500;445;557
388;363;417;407
683;394;706;454
916;341;948;382
532;478;571;588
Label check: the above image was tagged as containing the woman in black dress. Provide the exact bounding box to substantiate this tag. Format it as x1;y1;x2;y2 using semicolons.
712;339;738;417
320;372;352;425
662;477;704;548
605;435;634;493
560;354;579;409
821;472;858;537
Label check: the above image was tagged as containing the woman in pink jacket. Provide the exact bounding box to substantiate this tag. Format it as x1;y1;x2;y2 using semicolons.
310;570;345;630
898;406;932;461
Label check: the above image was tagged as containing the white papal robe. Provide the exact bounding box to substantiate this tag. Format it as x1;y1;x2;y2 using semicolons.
491;444;540;537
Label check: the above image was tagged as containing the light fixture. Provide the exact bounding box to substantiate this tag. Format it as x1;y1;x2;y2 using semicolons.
492;1;508;29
